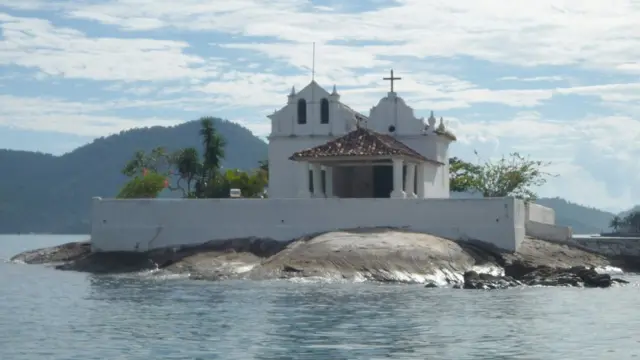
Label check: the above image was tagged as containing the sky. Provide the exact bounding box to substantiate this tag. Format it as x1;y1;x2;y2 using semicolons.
0;0;639;212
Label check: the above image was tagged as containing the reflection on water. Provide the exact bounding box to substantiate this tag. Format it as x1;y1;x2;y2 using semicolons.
2;235;640;359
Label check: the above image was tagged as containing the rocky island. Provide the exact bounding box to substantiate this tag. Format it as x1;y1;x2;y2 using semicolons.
10;228;634;289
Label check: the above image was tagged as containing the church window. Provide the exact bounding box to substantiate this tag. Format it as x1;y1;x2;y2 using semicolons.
297;99;307;124
320;98;330;124
308;169;327;194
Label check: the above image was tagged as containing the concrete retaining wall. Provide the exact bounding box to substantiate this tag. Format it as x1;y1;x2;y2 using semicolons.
526;203;555;225
525;220;573;242
568;237;640;257
90;197;525;253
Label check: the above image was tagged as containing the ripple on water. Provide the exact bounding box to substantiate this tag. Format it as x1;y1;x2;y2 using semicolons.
2;235;640;359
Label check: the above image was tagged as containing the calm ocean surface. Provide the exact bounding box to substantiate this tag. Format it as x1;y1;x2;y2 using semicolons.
2;234;640;360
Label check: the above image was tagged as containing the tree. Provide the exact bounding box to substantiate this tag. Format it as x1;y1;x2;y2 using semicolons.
222;169;268;198
449;152;553;202
622;211;640;233
610;215;623;232
119;118;229;199
199;117;226;179
449;157;480;193
117;172;167;199
121;147;172;177
119;120;269;200
173;147;201;197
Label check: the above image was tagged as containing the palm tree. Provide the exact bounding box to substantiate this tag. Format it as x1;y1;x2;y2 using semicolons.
174;147;201;197
609;216;622;232
121;150;147;176
621;211;640;233
199;117;226;178
629;211;640;233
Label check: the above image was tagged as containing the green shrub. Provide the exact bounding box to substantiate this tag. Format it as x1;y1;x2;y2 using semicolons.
117;172;167;199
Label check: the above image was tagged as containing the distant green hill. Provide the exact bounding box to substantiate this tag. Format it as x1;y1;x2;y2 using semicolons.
0;120;635;235
535;197;615;234
0;119;267;234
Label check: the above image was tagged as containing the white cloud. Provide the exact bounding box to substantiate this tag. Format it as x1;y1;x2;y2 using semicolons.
191;68;553;113
50;0;640;72
498;76;565;82
557;83;640;103
448;111;640;211
0;13;220;82
0;95;184;136
2;2;640;209
233;118;270;138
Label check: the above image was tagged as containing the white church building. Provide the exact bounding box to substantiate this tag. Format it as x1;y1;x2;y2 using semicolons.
90;71;570;254
268;74;454;200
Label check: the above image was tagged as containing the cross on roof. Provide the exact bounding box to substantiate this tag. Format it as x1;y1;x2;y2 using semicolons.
383;69;402;93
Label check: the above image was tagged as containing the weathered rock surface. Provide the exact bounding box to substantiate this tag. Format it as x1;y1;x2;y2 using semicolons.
9;229;634;288
11;241;92;265
461;267;629;290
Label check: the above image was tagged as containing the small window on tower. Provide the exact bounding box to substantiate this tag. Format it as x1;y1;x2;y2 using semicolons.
320;98;329;124
297;99;307;124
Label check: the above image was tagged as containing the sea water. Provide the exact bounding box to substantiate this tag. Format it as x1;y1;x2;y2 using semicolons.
1;234;640;359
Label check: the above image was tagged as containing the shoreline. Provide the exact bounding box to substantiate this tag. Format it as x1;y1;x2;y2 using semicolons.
9;228;635;288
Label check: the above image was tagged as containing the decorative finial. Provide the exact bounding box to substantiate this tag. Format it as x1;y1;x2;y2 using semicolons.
289;86;296;96
437;116;446;131
331;84;337;95
428;111;436;128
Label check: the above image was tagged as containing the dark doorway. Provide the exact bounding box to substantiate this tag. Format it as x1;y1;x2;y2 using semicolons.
373;165;393;198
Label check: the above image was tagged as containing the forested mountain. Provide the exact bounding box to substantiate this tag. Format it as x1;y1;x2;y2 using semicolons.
535;197;615;234
0;119;632;234
0;118;267;234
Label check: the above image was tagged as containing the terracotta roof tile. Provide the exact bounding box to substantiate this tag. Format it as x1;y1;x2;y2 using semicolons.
289;127;429;161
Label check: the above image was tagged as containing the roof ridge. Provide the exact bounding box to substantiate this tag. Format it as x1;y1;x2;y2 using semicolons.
289;127;429;162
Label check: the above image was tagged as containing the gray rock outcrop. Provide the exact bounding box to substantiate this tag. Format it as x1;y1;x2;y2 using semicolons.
10;228;632;288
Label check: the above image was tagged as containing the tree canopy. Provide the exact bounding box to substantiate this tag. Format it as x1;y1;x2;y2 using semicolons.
449;152;554;202
118;117;268;199
120;135;553;203
117;172;168;199
610;211;640;233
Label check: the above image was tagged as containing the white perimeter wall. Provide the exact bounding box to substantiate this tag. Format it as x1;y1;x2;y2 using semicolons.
525;221;573;242
526;203;555;224
523;203;572;242
91;197;525;253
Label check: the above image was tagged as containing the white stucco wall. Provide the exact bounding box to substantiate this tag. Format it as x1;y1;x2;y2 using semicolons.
91;197;525;253
525;203;555;225
268;136;331;199
367;93;424;135
268;82;354;138
522;203;571;242
525;221;573;242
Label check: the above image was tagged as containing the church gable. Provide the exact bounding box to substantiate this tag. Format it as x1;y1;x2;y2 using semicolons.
295;80;331;102
267;81;367;138
367;92;425;135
